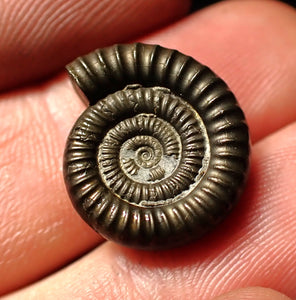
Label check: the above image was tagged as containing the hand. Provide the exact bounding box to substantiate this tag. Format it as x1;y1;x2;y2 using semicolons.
1;1;295;299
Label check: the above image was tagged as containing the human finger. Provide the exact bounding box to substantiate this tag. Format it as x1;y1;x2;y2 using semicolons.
0;0;190;91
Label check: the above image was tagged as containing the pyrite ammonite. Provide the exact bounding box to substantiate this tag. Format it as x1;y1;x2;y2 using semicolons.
64;43;250;250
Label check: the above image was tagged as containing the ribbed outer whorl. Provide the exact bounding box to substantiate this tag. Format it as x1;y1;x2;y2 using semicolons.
64;43;250;249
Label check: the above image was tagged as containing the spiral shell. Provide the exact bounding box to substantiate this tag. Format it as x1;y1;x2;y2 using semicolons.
64;43;250;249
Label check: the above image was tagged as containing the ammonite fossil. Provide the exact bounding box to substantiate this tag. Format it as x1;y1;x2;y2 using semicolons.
64;43;250;250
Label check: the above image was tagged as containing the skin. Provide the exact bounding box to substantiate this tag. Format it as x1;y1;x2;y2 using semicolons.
0;0;295;299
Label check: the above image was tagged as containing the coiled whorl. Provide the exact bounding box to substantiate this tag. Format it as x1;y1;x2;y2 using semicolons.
64;43;250;249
